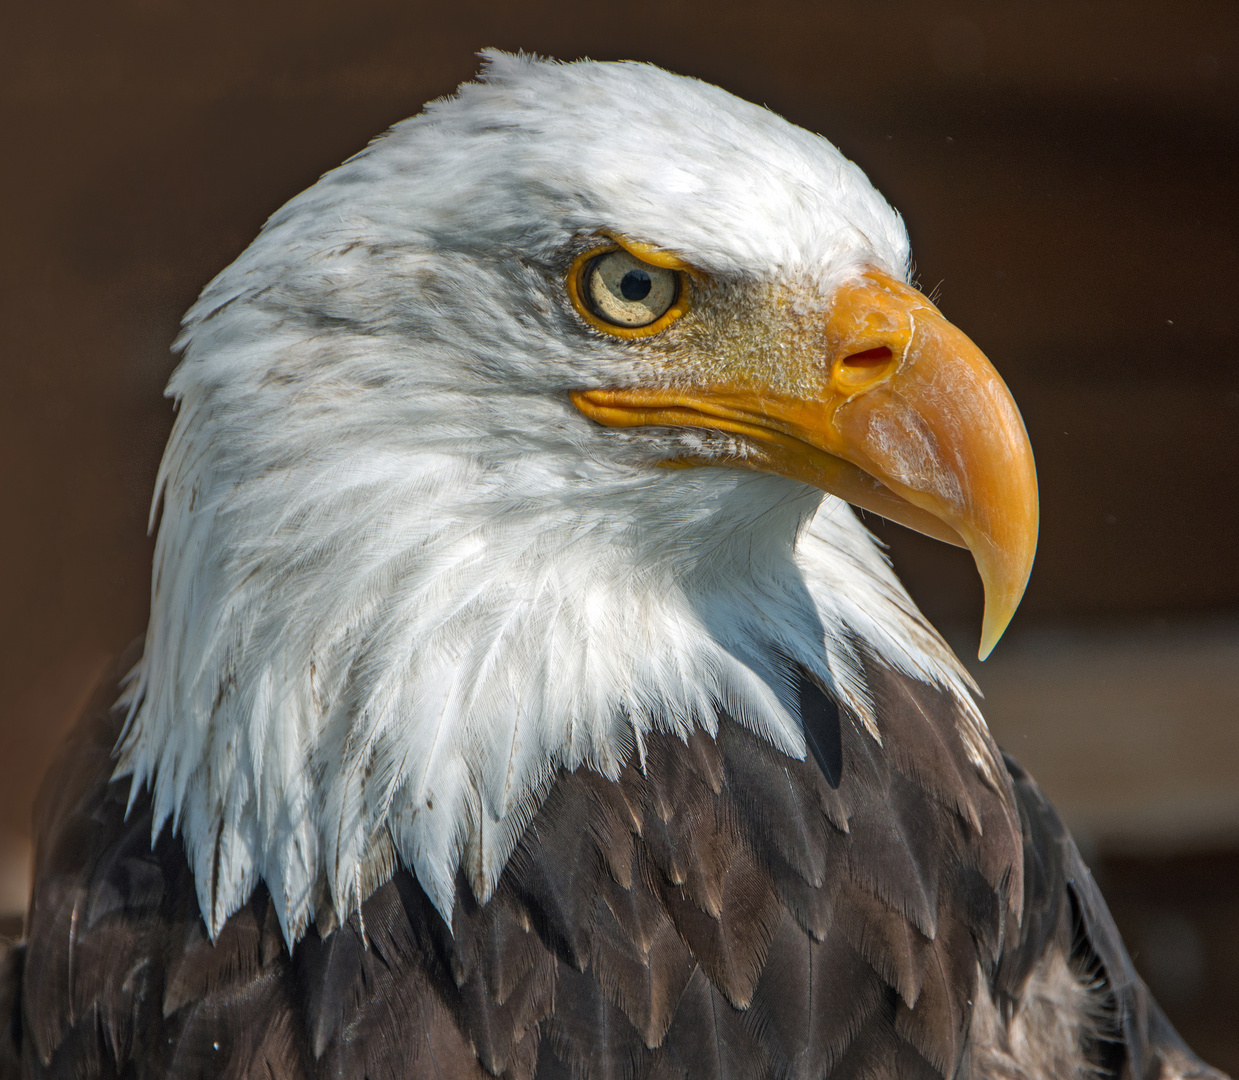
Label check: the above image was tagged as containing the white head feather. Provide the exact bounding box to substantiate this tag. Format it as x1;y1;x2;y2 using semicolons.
116;52;981;942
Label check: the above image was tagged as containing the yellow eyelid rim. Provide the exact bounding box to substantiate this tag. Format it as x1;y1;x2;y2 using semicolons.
567;234;693;339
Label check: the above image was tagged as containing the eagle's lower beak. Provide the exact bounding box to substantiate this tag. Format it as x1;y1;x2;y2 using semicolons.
570;270;1038;659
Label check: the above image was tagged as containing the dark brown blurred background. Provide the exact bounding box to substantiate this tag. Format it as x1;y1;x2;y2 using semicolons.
1;0;1236;1065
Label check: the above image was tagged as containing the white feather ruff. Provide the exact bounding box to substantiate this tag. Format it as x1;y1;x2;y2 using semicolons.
115;53;983;943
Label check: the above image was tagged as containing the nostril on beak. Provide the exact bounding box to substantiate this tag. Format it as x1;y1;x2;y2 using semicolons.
842;346;893;369
833;345;895;391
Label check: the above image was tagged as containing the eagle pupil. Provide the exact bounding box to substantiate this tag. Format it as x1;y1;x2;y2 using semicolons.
620;269;652;301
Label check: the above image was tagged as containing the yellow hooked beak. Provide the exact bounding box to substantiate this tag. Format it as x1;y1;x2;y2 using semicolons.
570;270;1038;659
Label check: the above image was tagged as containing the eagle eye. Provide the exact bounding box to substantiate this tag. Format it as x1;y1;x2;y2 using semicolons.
585;250;677;327
568;242;690;338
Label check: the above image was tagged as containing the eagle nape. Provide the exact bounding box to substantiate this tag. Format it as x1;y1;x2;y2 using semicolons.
1;51;1226;1080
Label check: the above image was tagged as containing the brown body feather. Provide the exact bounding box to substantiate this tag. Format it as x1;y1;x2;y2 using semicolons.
0;652;1224;1080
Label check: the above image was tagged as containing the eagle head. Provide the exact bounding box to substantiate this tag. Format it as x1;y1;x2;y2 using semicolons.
117;52;1037;941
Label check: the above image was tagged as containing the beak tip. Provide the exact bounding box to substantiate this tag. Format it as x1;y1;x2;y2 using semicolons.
973;524;1037;662
975;580;1023;661
976;619;1000;661
975;579;1027;661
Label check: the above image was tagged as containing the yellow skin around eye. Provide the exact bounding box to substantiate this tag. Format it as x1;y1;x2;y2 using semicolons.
567;239;692;338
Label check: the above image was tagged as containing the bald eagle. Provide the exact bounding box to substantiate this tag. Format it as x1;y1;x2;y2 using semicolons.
0;53;1225;1080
